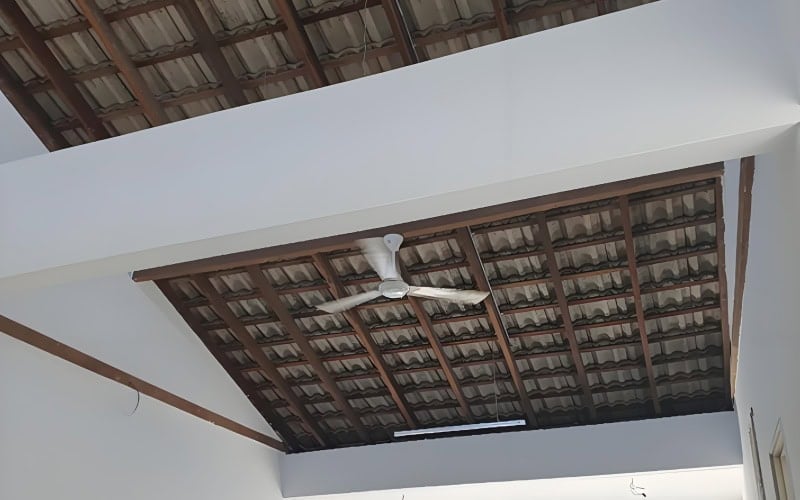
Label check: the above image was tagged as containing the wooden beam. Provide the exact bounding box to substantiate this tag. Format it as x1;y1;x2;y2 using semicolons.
713;178;732;399
156;281;301;450
174;0;247;107
398;264;474;422
74;0;169;125
132;164;724;283
618;196;662;415
0;313;284;451
381;0;419;65
271;0;328;87
535;213;597;420
311;254;419;429
0;58;68;151
730;157;754;394
245;265;371;442
191;275;329;446
455;228;538;426
0;1;109;140
491;0;513;40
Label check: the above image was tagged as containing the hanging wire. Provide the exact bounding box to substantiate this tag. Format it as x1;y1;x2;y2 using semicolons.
492;343;499;422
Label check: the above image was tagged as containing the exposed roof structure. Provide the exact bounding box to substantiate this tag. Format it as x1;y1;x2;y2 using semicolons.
0;0;650;151
134;164;733;452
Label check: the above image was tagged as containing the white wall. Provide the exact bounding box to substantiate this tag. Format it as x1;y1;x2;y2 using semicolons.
0;0;798;291
0;332;282;500
280;412;743;497
734;130;800;500
290;467;744;500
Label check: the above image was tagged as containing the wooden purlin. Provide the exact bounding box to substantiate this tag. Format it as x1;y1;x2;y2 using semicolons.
191;274;330;447
156;280;301;451
245;265;371;443
535;213;597;421
0;1;109;140
74;0;169;125
618;195;662;415
311;254;419;429
271;0;328;87
455;228;538;427
175;0;248;107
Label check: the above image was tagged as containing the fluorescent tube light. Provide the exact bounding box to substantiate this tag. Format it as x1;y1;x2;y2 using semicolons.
393;419;526;438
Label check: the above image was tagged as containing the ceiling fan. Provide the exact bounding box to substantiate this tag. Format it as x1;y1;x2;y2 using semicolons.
316;234;490;314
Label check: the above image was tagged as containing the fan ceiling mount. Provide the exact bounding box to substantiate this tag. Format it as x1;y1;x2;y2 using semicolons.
316;233;490;314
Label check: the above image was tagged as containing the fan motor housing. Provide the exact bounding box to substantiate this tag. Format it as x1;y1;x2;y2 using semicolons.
379;279;410;299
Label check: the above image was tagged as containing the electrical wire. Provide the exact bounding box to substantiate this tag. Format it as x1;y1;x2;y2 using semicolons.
361;0;369;75
129;388;141;416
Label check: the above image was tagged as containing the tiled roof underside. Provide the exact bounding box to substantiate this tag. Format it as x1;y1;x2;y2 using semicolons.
157;174;731;452
0;0;651;148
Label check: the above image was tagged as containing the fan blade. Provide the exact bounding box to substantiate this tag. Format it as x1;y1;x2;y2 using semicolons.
357;237;400;280
316;290;382;314
407;287;490;305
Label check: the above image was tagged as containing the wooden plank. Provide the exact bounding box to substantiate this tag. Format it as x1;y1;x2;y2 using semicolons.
271;0;328;87
246;265;370;442
455;228;538;426
381;0;418;65
174;0;247;107
0;58;68;151
0;313;284;451
713;178;732;400
0;1;109;140
74;0;169;125
619;196;662;414
311;254;419;429
132;164;724;282
730;157;754;394
191;275;329;446
492;0;513;39
535;213;597;420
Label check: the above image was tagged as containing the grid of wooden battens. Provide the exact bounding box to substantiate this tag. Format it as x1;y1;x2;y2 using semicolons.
140;164;732;451
0;0;645;150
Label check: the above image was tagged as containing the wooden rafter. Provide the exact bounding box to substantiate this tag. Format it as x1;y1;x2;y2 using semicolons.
271;0;328;87
74;0;168;125
398;263;474;422
245;265;371;442
730;157;754;394
713;179;732;399
0;58;67;151
0;1;109;140
455;228;538;426
535;213;597;421
175;0;248;107
0;313;284;451
156;281;300;450
618;195;662;415
191;274;330;446
311;254;419;429
381;0;419;65
491;0;513;40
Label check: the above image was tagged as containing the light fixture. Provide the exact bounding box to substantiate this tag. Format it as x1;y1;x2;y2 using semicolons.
393;419;526;438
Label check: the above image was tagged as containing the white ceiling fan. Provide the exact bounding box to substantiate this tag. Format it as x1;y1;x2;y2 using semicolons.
316;234;490;314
